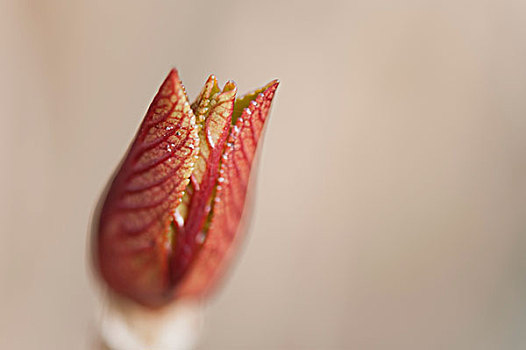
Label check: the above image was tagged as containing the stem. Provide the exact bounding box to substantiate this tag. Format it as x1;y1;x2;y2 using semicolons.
97;291;202;350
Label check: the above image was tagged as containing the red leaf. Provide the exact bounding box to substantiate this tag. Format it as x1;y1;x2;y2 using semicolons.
96;69;199;307
176;80;279;298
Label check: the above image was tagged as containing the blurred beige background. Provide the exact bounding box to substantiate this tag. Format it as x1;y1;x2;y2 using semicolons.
1;0;526;349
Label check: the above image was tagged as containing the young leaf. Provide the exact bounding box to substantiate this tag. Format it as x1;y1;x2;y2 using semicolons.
96;69;199;307
176;80;279;297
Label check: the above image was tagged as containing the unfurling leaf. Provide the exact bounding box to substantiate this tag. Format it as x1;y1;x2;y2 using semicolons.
94;69;278;308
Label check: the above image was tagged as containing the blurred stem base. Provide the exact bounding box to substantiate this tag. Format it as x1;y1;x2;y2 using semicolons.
97;291;203;350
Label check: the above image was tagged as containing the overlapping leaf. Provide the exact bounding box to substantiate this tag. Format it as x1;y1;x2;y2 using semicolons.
175;81;279;297
95;69;278;307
